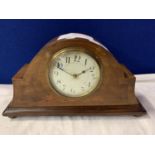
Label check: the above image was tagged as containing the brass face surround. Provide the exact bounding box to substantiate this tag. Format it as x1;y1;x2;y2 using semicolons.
48;47;102;98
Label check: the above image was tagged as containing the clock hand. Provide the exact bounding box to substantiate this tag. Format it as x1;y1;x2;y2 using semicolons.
57;67;73;77
76;67;92;77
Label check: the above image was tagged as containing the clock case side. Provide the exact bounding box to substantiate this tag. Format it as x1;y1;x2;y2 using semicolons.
3;38;146;118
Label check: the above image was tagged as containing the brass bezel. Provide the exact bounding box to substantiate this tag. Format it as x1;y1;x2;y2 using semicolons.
48;47;103;98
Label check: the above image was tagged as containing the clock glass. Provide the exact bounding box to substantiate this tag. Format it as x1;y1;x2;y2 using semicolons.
49;48;101;97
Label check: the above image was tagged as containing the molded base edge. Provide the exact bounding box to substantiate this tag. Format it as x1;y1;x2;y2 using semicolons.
3;101;146;118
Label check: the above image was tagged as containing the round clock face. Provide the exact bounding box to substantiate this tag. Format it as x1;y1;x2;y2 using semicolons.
49;48;101;97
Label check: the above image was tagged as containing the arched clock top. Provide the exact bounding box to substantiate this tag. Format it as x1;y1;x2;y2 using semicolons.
3;33;145;118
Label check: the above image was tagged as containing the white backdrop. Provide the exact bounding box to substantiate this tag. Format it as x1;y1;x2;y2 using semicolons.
0;74;155;134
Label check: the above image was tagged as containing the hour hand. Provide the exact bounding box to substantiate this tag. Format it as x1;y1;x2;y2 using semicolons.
76;67;92;77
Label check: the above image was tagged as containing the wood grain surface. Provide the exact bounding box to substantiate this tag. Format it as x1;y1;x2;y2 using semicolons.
3;37;146;118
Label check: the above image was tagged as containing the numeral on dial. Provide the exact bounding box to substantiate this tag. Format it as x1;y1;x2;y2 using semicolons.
63;84;66;90
70;89;75;94
57;80;61;84
74;55;77;62
66;57;70;63
85;59;87;65
57;62;63;68
81;87;85;91
74;55;81;62
90;66;95;72
54;71;59;76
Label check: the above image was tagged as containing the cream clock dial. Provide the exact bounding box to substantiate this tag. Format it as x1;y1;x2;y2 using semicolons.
49;48;101;97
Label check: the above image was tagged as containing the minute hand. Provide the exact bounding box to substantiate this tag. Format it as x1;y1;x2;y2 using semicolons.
57;67;73;76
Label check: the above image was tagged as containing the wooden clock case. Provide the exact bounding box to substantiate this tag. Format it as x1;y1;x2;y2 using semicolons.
3;36;145;118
